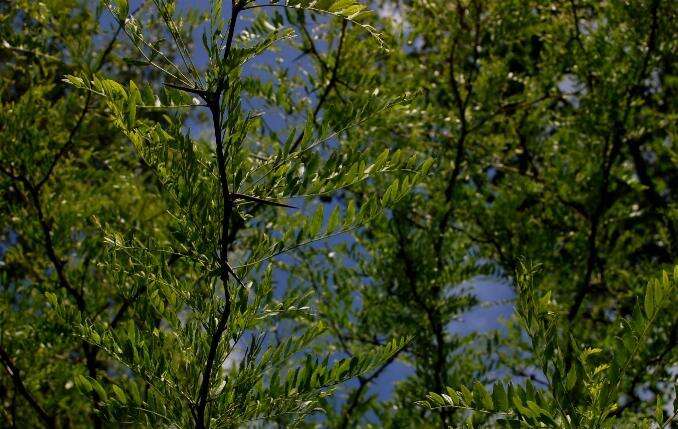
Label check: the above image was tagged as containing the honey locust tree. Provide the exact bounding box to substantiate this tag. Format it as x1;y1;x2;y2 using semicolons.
452;0;678;423
62;0;428;427
0;1;186;426
3;0;675;427
281;1;534;427
277;0;677;427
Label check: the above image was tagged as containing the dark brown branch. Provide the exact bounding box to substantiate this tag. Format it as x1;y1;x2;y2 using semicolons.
194;4;243;428
299;18;328;73
628;136;677;247
22;176;105;427
512;367;549;388
36;7;137;191
109;285;147;329
22;178;87;311
337;352;400;429
162;81;209;96
393;219;450;427
567;0;660;322
0;345;54;428
2;7;144;428
434;8;483;263
230;192;296;209
290;20;348;153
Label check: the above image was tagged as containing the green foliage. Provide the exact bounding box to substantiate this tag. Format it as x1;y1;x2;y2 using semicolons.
2;0;676;428
1;1;175;426
60;0;413;427
290;0;676;426
420;264;678;428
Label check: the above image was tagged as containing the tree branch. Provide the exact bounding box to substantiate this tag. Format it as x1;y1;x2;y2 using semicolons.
0;344;54;428
567;0;661;322
36;5;140;191
337;352;399;429
194;3;243;428
290;19;347;153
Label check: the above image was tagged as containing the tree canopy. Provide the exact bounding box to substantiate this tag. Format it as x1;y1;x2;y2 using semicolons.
1;1;676;428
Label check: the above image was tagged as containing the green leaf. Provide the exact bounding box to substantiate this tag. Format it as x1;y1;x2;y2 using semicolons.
655;396;663;423
565;367;577;391
128;80;140;126
382;178;399;206
327;205;341;233
644;280;656;317
307;204;324;238
473;381;493;410
123;57;151;67
460;385;474;405
62;74;85;88
128;382;141;405
91;379;108;402
492;383;508;411
112;385;127;404
429;392;445;407
420;157;434;175
74;374;91;392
